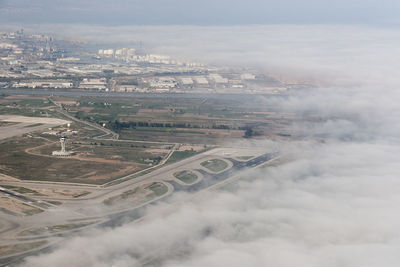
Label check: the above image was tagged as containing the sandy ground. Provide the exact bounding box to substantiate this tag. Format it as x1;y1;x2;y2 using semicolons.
144;148;170;153
29;188;91;199
76;165;139;183
177;145;204;151
0;197;41;216
0;115;70;125
0;174;21;182
137;108;171;115
52;101;77;106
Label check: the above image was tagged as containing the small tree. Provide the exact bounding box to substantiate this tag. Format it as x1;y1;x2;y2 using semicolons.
244;128;253;138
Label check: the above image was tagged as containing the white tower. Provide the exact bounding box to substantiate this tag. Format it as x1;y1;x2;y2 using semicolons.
52;137;74;156
60;137;66;153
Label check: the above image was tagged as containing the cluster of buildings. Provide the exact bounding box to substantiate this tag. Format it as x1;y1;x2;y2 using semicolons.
135;72;269;93
97;47;201;67
0;30;291;95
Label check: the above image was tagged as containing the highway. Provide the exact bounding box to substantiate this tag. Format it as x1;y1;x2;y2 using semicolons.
0;89;287;102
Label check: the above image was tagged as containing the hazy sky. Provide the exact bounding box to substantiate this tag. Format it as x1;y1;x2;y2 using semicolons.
1;0;400;25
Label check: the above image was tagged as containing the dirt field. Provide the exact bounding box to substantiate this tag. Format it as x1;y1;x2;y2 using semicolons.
26;187;92;199
178;145;205;151
137;108;171;115
0;136;149;184
0;241;47;257
0;173;21;182
0;197;43;216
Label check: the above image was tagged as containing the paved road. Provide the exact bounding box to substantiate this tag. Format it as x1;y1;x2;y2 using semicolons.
0;89;287;102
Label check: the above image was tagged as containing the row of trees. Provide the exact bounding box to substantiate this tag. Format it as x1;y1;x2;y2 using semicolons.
108;119;232;132
74;112;257;138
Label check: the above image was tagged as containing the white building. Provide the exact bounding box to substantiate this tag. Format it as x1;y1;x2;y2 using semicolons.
149;77;177;89
241;73;256;80
12;81;73;88
194;76;209;86
208;74;228;84
180;77;194;85
79;78;107;90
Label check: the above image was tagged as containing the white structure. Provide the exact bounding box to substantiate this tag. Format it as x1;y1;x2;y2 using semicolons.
79;78;107;90
208;74;228;84
180;77;194;85
52;137;74;156
148;77;177;89
194;76;209;86
241;73;256;80
12;81;73;89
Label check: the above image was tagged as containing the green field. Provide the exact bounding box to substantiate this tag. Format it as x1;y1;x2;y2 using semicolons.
174;170;198;184
166;150;198;164
0;96;56;117
146;182;169;196
201;159;229;172
237;156;254;160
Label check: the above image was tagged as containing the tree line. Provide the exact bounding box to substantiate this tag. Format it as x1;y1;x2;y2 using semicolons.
108;119;233;132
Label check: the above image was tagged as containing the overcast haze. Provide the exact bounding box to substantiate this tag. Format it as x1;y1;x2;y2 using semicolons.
1;0;400;25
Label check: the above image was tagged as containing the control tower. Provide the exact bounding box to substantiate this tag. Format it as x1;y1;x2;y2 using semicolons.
52;137;74;156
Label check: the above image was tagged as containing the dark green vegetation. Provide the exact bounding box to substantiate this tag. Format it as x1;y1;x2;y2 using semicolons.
201;159;229;172
174;170;198;184
23;123;43;128
237;156;254;160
